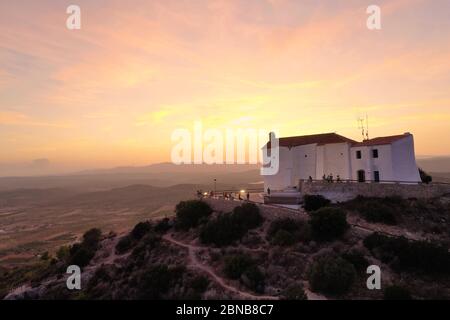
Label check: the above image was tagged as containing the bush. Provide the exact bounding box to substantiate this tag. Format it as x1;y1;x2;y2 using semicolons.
363;233;450;274
308;253;356;295
303;195;331;212
131;221;152;240
67;228;103;267
309;207;349;241
223;255;255;279
232;203;263;229
115;235;134;254
175;200;213;230
69;246;95;267
267;218;311;246
200;203;263;246
281;283;307;300
359;202;397;225
56;246;70;261
419;168;432;184
342;249;370;272
190;275;209;293
154;218;171;233
137;265;183;299
271;230;297;246
200;214;242;246
383;285;412;300
82;228;102;249
241;265;265;293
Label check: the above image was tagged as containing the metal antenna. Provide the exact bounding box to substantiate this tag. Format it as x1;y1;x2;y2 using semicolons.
357;117;365;141
365;114;369;140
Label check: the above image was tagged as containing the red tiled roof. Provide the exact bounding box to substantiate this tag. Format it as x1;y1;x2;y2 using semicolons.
266;133;357;149
352;133;410;147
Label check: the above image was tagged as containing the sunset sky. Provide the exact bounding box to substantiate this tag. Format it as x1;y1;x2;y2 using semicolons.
1;0;449;174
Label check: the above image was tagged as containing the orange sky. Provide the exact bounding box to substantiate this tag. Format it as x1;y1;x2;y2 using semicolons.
1;0;449;173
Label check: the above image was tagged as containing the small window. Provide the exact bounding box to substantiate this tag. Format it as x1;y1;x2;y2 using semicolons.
305;154;307;158
374;171;380;182
372;149;379;158
356;150;362;159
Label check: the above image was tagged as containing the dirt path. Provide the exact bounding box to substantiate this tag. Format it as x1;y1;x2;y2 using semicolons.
163;234;278;300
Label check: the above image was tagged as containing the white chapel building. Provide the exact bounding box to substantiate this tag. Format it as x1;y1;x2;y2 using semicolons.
263;132;421;191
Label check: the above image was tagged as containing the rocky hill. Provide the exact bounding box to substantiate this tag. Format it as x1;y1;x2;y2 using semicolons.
1;196;449;300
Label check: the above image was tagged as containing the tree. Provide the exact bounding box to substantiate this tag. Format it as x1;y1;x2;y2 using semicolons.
308;253;356;295
175;200;213;230
309;207;349;241
303;195;331;212
418;168;432;184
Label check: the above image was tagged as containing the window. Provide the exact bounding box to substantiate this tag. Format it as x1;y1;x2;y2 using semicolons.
356;150;362;159
374;171;380;182
372;149;379;158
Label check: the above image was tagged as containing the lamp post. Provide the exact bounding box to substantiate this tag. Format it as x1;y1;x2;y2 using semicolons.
214;179;217;196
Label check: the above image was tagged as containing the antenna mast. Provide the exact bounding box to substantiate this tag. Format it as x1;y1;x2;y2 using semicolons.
357;115;370;141
365;114;369;140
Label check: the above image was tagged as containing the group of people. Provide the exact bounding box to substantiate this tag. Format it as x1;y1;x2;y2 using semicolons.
196;190;250;201
322;174;341;183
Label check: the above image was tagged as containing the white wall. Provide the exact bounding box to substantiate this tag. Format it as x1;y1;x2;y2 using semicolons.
391;135;421;182
263;146;294;191
321;143;352;179
350;144;393;181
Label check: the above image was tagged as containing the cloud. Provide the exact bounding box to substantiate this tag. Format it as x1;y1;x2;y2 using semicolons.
0;111;72;128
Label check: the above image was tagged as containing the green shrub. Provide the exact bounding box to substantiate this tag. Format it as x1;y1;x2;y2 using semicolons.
131;221;152;240
303;195;331;212
136;265;182;299
175;200;213;230
223;255;255;279
383;285;412;300
267;218;311;246
190;275;210;293
56;245;70;261
359;202;397;225
241;265;265;293
342;249;370;272
363;233;450;274
69;246;95;267
66;228;103;267
200;203;263;246
308;253;356;295
200;214;242;246
154;218;171;233
82;228;102;249
115;235;134;254
271;230;297;246
309;207;349;241
419;168;432;184
281;283;307;300
232;203;263;229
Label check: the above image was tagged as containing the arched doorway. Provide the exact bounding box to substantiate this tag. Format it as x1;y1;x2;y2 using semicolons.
357;170;366;182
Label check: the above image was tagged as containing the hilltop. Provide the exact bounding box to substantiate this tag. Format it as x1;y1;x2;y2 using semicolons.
2;195;449;300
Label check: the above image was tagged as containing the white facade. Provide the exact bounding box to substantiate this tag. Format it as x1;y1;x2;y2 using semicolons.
263;132;421;191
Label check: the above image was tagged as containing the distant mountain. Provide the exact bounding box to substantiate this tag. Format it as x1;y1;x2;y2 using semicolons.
417;156;450;173
74;162;259;175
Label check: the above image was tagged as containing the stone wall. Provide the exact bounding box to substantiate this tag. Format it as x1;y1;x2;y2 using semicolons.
299;180;450;202
203;198;306;221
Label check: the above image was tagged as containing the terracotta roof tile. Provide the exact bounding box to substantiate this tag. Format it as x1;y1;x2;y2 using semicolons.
352;133;410;147
266;133;356;149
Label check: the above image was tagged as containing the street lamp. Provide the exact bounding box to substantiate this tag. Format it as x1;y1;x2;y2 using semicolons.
214;179;217;195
